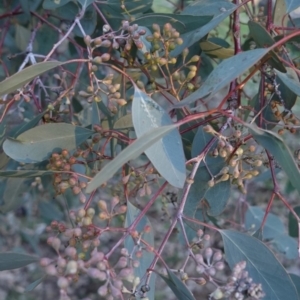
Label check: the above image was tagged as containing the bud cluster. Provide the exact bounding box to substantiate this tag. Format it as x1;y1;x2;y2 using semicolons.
202;128;266;193
210;261;265;300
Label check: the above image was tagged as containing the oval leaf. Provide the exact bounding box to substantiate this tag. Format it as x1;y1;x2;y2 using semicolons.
220;230;298;299
132;87;186;188
0;252;39;271
3;123;94;163
86;124;179;193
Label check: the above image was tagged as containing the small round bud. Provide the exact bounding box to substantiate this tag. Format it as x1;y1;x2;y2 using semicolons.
98;285;108;296
190;55;200;62
57;277;69;289
84;35;91;46
66;260;78;275
98;200;108;211
93;56;102;64
101;53;110;62
103;24;110;33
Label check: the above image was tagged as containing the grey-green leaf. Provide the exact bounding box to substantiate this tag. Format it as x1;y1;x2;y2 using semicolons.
0;61;65;96
86;124;179;193
158;268;196;300
132;87;186;188
245;206;285;240
3;123;94;163
0;178;28;213
0;252;39;271
174;48;269;108
221;230;298;299
249;125;300;196
275;69;300;96
271;234;298;259
25;275;46;292
170;3;237;58
284;0;300;13
125;202;155;300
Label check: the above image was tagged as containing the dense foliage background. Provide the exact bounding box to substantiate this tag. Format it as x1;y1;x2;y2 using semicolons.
1;0;300;299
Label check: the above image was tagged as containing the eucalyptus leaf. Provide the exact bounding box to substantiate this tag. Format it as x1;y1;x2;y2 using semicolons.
77;0;94;9
132;13;213;33
288;206;300;237
3;123;93;163
125;202;155;300
290;273;300;296
271;234;298;259
245;206;285;240
182;0;236;16
0;178;28;213
132;87;186;188
221;230;298;299
0;170;58;178
0;61;65;96
284;0;300;13
86;124;180;193
170;4;237;58
42;0;72;9
25;275;46;292
174;48;269;108
158;268;196;300
0;252;39;271
275;68;300;96
114;114;133;129
249;125;300;196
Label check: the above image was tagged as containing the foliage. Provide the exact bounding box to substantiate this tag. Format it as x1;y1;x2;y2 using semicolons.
1;0;300;299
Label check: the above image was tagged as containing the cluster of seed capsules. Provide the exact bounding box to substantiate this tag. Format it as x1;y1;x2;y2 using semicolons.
203;125;265;193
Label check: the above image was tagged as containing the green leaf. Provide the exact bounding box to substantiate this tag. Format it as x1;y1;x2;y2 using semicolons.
15;24;32;51
39;201;64;223
132;14;213;33
74;5;97;37
221;230;299;299
205;180;230;216
284;0;300;13
42;0;72;9
248;20;286;72
11;111;46;138
114;114;133;129
125;202;155;300
86;124;179;193
170;4;237;58
0;252;39;271
25;275;46;292
3;123;94;163
132;87;186;188
271;234;298;259
199;39;234;59
0;170;58;178
0;178;28;213
249;125;300;196
245;206;285;240
158;268;196;300
275;68;300;96
77;0;94;9
274;0;288;29
290;273;300;297
288;206;300;237
0;61;65;96
174;48;269;108
182;0;236;16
